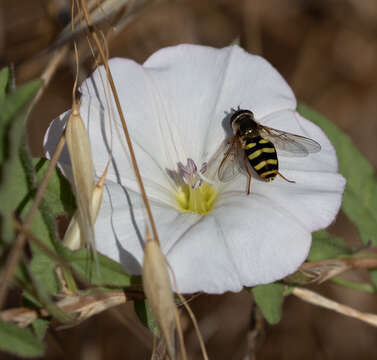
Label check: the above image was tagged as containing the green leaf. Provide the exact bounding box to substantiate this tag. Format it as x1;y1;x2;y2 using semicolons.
0;79;42;245
62;248;138;287
19;156;76;299
0;321;45;358
308;230;351;261
134;299;160;337
31;318;49;341
252;283;284;325
0;79;41;163
298;103;377;246
17;146;58;252
30;253;60;295
34;158;76;216
0;67;10;99
27;259;72;323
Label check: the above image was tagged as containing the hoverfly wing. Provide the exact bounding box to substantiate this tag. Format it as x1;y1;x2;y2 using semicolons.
259;126;321;157
217;139;243;182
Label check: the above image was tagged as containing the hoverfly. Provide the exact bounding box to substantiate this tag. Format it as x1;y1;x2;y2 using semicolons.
218;109;321;194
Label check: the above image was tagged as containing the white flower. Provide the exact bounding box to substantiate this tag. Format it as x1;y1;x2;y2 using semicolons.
44;44;345;294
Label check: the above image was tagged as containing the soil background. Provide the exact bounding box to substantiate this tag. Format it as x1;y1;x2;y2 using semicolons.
1;0;377;359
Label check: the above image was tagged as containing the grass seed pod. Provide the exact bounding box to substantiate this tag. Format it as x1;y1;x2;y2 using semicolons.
65;103;95;250
143;239;176;359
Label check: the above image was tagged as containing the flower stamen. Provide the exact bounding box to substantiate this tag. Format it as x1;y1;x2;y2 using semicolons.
176;159;218;215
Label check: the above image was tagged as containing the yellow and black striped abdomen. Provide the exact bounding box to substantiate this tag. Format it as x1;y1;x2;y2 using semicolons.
243;136;278;181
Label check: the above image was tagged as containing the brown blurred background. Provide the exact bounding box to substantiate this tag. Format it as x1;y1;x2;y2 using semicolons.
1;0;377;359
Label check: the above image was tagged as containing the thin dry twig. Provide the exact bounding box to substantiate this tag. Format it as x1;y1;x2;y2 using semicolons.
52;0;131;50
292;287;377;328
243;300;265;360
0;135;67;309
33;46;70;107
78;0;160;245
0;290;126;327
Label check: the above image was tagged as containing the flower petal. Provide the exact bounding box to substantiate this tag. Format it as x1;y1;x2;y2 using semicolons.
166;194;311;294
220;169;345;232
143;44;297;165
95;181;312;294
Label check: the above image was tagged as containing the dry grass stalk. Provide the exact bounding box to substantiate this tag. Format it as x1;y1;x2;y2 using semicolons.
52;0;131;50
173;307;187;360
292;287;377;328
151;337;168;360
0;290;126;327
32;46;70;107
143;236;177;360
176;292;208;359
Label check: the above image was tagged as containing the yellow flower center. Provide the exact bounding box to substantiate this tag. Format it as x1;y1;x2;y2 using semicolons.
176;182;218;215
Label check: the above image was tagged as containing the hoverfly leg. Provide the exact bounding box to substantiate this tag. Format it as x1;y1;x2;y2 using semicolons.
244;154;253;195
277;171;295;183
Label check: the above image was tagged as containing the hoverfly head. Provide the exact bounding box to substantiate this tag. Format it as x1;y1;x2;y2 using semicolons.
230;109;256;135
